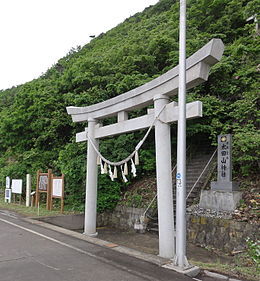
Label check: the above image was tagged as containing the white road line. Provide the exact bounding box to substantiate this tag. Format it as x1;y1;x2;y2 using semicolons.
31;256;60;271
0;210;18;219
0;217;101;258
0;257;26;263
0;217;162;281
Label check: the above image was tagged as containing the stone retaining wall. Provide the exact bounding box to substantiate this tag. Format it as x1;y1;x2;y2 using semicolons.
98;207;259;253
187;214;259;253
38;207;259;253
37;206;145;231
97;206;145;231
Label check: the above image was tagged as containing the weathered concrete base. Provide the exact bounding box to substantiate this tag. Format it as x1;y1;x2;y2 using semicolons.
38;214;84;230
84;231;98;237
211;181;239;191
162;263;200;278
199;190;242;211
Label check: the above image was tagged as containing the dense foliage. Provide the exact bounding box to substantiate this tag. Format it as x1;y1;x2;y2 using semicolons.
0;0;259;211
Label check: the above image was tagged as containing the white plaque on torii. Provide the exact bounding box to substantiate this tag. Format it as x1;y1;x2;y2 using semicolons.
67;39;224;259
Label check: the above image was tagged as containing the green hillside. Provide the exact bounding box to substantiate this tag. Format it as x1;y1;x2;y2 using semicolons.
0;0;259;211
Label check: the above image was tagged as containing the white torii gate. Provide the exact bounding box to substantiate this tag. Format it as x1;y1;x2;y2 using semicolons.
67;38;224;260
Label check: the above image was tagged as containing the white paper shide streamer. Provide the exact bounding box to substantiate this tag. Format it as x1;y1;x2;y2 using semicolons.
108;165;114;181
121;165;128;183
131;159;137;177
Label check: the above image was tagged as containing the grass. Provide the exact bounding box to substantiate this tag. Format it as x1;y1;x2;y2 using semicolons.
0;197;80;217
191;254;259;281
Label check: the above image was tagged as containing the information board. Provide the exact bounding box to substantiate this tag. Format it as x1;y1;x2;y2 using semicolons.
35;170;52;210
12;180;23;194
52;178;63;197
11;179;23;194
39;175;48;191
50;174;64;213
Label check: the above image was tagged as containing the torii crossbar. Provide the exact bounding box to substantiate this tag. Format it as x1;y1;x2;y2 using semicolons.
67;38;224;259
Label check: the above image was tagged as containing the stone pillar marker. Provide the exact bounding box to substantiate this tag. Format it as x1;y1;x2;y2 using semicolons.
26;174;32;207
211;134;239;191
5;176;11;203
199;134;241;211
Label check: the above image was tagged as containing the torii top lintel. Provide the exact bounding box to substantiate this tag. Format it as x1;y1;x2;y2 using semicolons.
66;39;224;123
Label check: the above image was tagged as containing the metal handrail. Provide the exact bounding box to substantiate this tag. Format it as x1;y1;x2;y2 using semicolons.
186;148;217;200
142;146;191;218
143;161;178;218
143;194;157;217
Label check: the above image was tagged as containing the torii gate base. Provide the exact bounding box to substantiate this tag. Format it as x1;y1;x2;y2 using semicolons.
163;263;200;278
67;39;224;263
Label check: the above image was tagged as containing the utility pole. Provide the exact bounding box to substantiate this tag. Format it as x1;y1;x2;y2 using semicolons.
175;0;188;268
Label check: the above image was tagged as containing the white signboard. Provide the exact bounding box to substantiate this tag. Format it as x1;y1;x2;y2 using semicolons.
11;179;23;194
6;176;10;189
52;179;63;197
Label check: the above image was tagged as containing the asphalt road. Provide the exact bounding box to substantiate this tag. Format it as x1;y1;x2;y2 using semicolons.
0;210;195;281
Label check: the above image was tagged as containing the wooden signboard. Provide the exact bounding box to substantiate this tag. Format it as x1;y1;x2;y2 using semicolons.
35;169;52;210
50;174;64;213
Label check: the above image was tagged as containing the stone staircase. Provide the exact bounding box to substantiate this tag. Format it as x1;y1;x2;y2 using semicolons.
147;143;216;233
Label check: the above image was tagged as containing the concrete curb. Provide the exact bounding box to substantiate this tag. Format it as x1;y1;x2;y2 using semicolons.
203;270;243;281
204;270;228;280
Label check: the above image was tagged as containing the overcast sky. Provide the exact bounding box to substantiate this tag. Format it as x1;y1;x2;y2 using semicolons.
0;0;159;90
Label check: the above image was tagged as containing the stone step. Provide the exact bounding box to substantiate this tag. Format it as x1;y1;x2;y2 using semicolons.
172;192;198;199
186;179;206;184
147;227;159;232
146;144;216;233
186;170;206;175
172;173;204;178
186;177;205;181
188;158;211;163
185;163;209;168
187;168;207;172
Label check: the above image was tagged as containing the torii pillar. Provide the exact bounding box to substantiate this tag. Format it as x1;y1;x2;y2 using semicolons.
154;95;174;257
84;118;99;236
